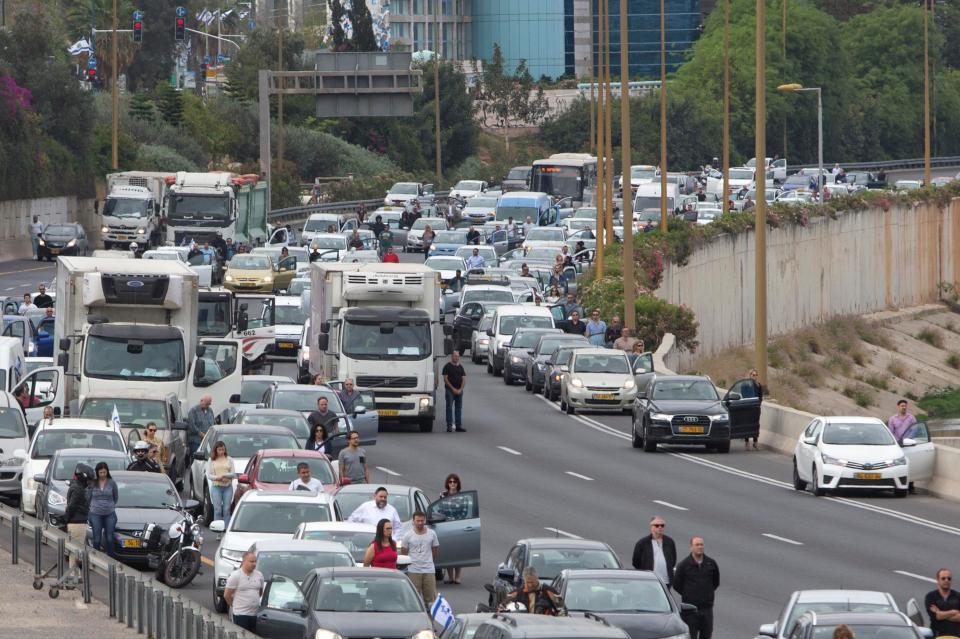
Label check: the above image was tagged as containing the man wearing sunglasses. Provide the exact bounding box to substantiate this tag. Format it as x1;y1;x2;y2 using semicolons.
926;569;960;637
631;516;677;588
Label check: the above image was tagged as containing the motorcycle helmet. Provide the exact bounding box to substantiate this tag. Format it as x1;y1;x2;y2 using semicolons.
504;602;527;612
132;440;151;454
74;463;94;483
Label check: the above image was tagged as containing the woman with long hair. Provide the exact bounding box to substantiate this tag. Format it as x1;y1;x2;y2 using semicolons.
363;518;397;569
205;441;235;526
305;422;328;454
88;462;119;558
440;473;464;584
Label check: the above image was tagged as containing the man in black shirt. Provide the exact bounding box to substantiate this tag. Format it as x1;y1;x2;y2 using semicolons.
564;311;587;336
926;569;960;637
673;536;719;639
33;283;53;309
466;226;481;245
370;215;385;239
442;351;466;433
308;397;339;432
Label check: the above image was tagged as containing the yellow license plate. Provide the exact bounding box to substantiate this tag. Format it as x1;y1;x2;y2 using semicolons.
592;393;615;400
855;472;882;480
122;538;141;548
279;341;295;348
50;248;60;254
679;426;705;434
379;409;399;416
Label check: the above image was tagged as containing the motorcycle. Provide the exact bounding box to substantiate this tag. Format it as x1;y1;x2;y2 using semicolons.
141;506;204;588
477;583;567;616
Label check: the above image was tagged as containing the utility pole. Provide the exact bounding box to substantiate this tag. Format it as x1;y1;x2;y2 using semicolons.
434;0;441;185
589;74;596;153
658;0;668;231
620;0;635;330
277;15;284;165
594;0;606;279
754;0;768;385
782;0;787;161
603;0;613;247
923;0;931;186
722;0;730;216
111;0;118;169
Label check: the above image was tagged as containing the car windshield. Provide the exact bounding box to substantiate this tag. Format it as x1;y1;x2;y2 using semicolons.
44;224;79;236
822;423;896;446
529;548;621;580
303;217;339;232
275;305;307;325
272;389;344;414
79;398;168;429
103;198;149;219
466;197;498;209
198;298;231;337
342;319;432;361
288;280;309;296
300;529;375;563
231;502;331;533
537;337;585;355
52;454;126;480
257;456;335;485
31;430;125;460
729;169;754;180
526;228;564;242
238;413;311;440
257;550;353;581
499;315;553;336
389;184;420;195
84;335;185;382
434;231;468;244
426;258;465;272
212;432;300;459
566;220;595;231
314;576;424;613
651;380;720;401
411;218;445;231
336;491;412;521
311;237;347;249
0;408;27;438
811;626;914;639
168;194;230;221
524;247;562;262
573;354;630;374
511;331;550;349
786;603;896;635
230;256;271;269
239;381;275;404
115;477;180;508
144;252;179;261
507;168;529;180
564;577;672;613
455;181;484;191
785;175;807;186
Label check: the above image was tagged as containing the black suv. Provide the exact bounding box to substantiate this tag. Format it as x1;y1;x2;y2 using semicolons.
452;301;509;355
503;328;561;386
632;374;757;453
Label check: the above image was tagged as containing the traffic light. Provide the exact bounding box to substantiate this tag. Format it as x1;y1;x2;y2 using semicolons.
175;16;185;41
133;18;143;42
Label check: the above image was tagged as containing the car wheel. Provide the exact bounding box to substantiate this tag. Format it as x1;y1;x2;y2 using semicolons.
543;383;551;401
642;428;657;452
792;459;807;491
503;369;513;385
212;583;228;613
632;424;642;449
811;465;826;496
893;488;908;498
487;362;493;374
565;399;575;415
559;396;566;411
471;351;480;364
525;378;532;392
716;440;731;454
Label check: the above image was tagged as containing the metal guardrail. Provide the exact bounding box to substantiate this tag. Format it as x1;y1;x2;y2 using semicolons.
790;155;960;173
268;191;452;226
0;504;255;639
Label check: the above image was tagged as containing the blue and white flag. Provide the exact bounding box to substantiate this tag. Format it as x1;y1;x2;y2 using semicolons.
221;8;233;19
68;38;94;55
430;594;455;631
111;404;122;430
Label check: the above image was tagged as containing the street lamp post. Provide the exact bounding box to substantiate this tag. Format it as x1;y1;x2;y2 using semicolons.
777;83;822;196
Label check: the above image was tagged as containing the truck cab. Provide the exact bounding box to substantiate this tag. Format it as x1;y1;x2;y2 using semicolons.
101;172;173;250
198;290;276;372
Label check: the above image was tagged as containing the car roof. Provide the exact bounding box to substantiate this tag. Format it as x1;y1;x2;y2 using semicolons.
300;521;376;533
571;348;627;357
820;416;887;425
83;390;175;400
494;305;552;316
50;447;128;459
795;590;895;604
42;418;115;430
111;470;175;484
211;424;300;435
239;489;334;504
239;408;305;417
336;483;415;495
521;537;616;550
307;566;409;580
256;448;329;459
651;374;712;383
805;611;911;626
250;539;352;553
559;568;659;580
242;375;294;383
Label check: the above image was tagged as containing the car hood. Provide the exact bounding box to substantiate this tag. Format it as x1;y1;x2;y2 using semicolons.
569;611;687;639
226;267;272;279
308;611;430;637
568;372;631;386
819;442;904;463
114;507;186;530
222;530;292;552
648;399;725;415
507;347;533;358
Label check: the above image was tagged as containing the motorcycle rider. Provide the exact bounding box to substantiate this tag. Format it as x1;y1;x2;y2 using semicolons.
128;440;161;472
505;567;561;615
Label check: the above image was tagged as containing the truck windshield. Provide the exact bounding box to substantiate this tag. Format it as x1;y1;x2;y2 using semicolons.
79;398;169;429
496;206;536;222
342;320;431;361
634;196;675;211
103;198;150;219
168;195;230;222
84;335;185;381
198;300;231;337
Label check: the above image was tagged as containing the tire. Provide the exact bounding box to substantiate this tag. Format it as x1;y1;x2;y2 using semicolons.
163;550;201;588
565;399;575;415
471;351;480;364
632;425;642;449
486;362;493;374
202;486;214;524
525;378;532;392
792;459;807;491
212;583;228;613
716;440;731;454
811;465;826;496
543;383;552;401
419;417;434;433
503;369;513;385
559;397;566;412
642;428;657;452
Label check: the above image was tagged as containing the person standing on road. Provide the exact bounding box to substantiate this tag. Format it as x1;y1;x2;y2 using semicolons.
305;423;329;454
673;536;720;639
308;396;339;433
205;440;235;526
604;315;623;347
65;463;93;574
632;516;678;588
338;431;370;484
289;462;324;492
371;215;385;239
561;294;583;319
926;568;960;637
382;245;400;263
443;351;466;433
378;223;394;258
33;284;53;309
88;462;119;559
888;399;918;445
742;369;763;450
585;309;607;346
465;248;485;271
363;518;398;569
440;473;465;584
127;440;161;472
421;224;435;257
348;486;402;537
30;216;44;260
613;327;639;351
401;510;440;605
142;422;166;474
564;311;587;336
338;378;362;414
224;551;265;632
186;395;214;457
348;229;364;250
18;293;37;315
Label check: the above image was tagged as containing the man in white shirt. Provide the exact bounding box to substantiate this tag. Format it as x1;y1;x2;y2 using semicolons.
29;216;44;260
224;551;265;632
18;294;37;315
347;486;403;540
465;248;485;271
288;462;324;492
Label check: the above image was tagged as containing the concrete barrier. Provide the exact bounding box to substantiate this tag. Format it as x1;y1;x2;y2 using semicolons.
0;196;97;261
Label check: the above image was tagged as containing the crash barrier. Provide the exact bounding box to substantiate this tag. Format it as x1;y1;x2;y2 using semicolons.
0;504;255;639
268;190;452;227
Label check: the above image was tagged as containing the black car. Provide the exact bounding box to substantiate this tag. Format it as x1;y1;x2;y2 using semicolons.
34;448;130;526
503;328;561;386
631;374;758;453
542;344;592;401
38;222;89;260
788;611;924;639
452;300;510;354
525;334;590;394
552;569;692;639
502;166;532;193
92;471;200;566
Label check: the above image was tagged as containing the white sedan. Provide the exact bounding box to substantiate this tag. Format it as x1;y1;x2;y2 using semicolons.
792;416;934;497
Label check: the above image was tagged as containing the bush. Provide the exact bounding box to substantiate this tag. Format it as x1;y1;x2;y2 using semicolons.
283;125;397;180
842;384;874;408
947;353;960;370
633;296;699;354
134;144;199;172
918;387;960;419
887;361;907;378
917;327;944;348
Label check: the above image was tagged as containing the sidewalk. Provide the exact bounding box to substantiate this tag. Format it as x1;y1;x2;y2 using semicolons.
0;548;140;639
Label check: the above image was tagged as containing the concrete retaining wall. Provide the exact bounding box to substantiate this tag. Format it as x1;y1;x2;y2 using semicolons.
658;198;960;370
0;196;97;261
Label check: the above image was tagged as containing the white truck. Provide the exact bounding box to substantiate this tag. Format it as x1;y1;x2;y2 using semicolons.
198;289;276;372
52;257;241;416
165;172;269;248
308;263;452;432
101;171;173;250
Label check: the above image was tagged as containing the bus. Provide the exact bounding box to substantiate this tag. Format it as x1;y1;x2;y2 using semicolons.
530;153;597;207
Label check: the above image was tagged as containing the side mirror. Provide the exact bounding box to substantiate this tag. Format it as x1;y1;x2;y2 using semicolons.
182;499;201;515
427;512;447;525
320;321;330;334
208;520;225;533
192;450;207;461
901;437;917;448
527;349;535;355
680;603;698;613
196;344;206;358
725;392;742;402
13;448;26;460
318;334;329;351
802;436;816;446
496;567;516;582
486;329;494;337
59;338;71;350
171;421;187;431
33;473;46;484
57;353;69;368
53;407;61;417
237;473;249;484
353;406;366;415
757;623;778;638
229;394;241;404
195;359;206;379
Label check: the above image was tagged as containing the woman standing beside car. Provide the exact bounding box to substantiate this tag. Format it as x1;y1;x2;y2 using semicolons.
88;462;119;558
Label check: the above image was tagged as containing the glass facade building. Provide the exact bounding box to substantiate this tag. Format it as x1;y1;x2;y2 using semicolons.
472;0;569;79
594;0;702;78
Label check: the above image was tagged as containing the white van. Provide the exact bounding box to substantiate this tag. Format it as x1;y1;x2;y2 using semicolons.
0;337;66;424
0;391;30;501
485;305;555;376
0;337;26;395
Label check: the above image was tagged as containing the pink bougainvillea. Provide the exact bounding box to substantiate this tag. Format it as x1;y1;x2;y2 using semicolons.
0;76;33;116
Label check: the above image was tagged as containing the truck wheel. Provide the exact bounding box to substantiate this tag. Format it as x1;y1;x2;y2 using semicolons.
418;417;434;433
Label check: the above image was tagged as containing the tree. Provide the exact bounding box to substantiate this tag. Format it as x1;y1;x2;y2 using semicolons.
415;61;478;174
326;0;378;52
125;0;179;91
225;28;306;102
128;91;155;122
478;44;550;127
156;82;183;126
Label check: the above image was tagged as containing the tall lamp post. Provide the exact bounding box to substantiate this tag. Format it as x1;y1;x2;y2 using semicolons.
777;83;822;196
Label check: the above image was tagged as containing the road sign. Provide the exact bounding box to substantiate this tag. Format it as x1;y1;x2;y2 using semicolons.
133;10;143;20
217;53;224;63
204;55;211;65
88;55;98;69
175;6;186;17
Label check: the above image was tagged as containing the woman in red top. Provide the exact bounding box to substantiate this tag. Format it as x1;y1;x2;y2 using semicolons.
363;518;397;569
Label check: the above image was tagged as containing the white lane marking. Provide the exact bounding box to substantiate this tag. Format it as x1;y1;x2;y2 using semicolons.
893;570;937;584
3;287;14;291
762;533;803;546
376;466;401;476
565;471;594;481
652;499;688;511
544;527;582;539
497;446;522;456
560;407;960;538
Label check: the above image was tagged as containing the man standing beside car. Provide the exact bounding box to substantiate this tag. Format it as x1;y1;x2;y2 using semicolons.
888;399;917;445
224;551;265;632
186;395;215;457
632;516;677;588
926;568;960;637
673;536;719;639
33;283;53;309
401;510;439;606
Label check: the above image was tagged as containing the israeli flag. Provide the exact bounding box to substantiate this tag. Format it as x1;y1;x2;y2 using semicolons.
68;38;94;55
430;594;455;631
110;404;122;431
221;9;233;19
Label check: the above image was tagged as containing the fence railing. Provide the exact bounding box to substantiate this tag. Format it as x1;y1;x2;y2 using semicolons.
0;504;255;639
268;191;451;226
790;155;960;172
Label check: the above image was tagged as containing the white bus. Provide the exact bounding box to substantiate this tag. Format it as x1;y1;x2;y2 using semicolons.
530;153;597;207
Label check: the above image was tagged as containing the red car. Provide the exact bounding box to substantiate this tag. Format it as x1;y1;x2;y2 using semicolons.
232;449;341;509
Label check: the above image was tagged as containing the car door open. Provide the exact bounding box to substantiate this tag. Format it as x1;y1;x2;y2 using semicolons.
428;490;481;569
902;421;935;483
723;378;762;440
256;574;309;639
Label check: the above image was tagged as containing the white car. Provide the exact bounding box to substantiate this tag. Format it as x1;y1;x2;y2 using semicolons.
792;416;935;497
384;182;424;207
142;247;214;287
0;392;30;502
307;233;349;261
461;196;499;224
407;217;449;253
455;245;499;269
895;179;922;191
470;313;495;364
17;418;126;514
209;489;342;612
757;589;900;639
291;520;410;569
449;179;488;201
274;296;308;357
559;348;637;414
521;227;567;251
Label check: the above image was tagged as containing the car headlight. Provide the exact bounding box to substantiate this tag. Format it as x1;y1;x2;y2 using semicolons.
48;491;66;507
890;456;907;466
570;378;583;388
419;397;431;409
510;356;522;364
224;274;234;282
622;378;635;389
711;413;729;422
301;350;309;360
315;631;343;639
25;476;37;490
553;373;562;381
38;239;46;246
1;456;25;467
411;632;435;639
821;453;847;467
66;239;77;248
479;338;489;346
650;412;672;421
219;547;245;562
263;275;273;283
101;226;109;234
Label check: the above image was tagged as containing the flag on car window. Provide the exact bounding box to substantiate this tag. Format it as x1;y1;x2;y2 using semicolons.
111;404;122;430
431;594;455;630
